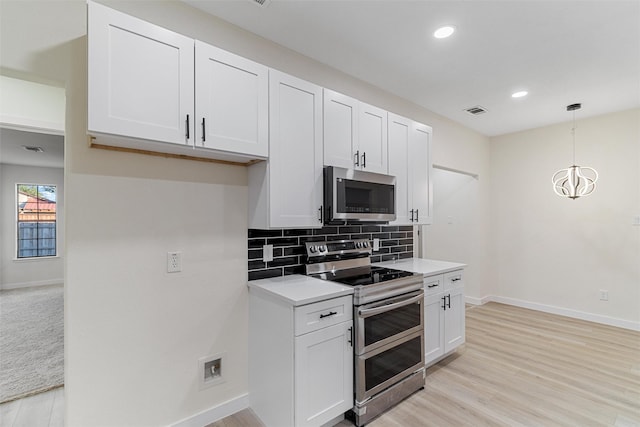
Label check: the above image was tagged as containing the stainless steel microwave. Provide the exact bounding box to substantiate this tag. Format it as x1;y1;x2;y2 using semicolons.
324;166;396;222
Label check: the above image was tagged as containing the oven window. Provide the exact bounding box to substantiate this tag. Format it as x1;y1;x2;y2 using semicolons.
337;179;394;214
365;336;422;391
364;302;421;346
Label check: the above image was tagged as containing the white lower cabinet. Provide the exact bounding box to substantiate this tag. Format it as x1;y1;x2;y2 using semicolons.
249;293;354;427
424;270;465;366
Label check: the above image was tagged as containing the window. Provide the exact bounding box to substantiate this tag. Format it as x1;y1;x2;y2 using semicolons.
17;184;57;258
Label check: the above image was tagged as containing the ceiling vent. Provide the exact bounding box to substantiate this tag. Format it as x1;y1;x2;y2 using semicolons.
465;106;488;115
248;0;272;7
22;145;44;153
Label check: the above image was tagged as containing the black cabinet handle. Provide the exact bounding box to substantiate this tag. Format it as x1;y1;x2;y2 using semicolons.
451;277;461;282
354;150;360;166
362;152;366;168
427;283;439;288
186;114;190;139
347;326;353;346
318;206;323;223
441;296;447;310
320;311;337;319
415;209;419;222
201;118;206;142
447;294;451;309
410;209;414;222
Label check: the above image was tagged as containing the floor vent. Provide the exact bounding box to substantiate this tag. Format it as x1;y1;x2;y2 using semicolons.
465;106;488;115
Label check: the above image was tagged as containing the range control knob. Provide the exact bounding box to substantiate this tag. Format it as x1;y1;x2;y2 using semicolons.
320;245;327;252
309;245;317;253
363;241;369;247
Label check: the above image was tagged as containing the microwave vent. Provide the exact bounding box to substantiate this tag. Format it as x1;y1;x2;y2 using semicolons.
465;106;488;115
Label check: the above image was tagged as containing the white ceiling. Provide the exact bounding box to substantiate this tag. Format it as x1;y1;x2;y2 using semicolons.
0;128;64;168
0;1;638;136
184;0;640;136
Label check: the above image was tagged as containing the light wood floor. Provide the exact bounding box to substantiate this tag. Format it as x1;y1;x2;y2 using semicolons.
0;387;63;427
209;302;640;427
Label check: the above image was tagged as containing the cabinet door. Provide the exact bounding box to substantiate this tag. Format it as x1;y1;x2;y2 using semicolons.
388;113;411;225
444;287;465;353
409;123;432;224
323;89;358;169
269;70;324;228
358;102;388;174
88;1;194;145
195;41;268;157
424;292;445;366
295;322;354;427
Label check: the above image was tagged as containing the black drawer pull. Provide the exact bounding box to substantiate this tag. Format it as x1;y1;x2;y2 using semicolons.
451;277;462;282
427;283;439;288
319;311;337;319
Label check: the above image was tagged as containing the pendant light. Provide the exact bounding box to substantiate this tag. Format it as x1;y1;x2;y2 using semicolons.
552;103;598;199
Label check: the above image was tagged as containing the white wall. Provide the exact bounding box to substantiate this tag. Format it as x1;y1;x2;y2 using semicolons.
0;163;64;289
61;1;491;426
0;75;65;135
490;108;640;328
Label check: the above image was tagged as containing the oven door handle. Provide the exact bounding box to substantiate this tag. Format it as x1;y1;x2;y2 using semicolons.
357;292;423;318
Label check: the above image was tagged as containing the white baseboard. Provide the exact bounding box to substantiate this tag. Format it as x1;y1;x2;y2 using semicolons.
465;295;491;306
171;393;249;427
1;279;63;291
481;295;640;331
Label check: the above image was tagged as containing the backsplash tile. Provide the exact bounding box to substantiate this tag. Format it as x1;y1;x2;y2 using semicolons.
247;225;414;280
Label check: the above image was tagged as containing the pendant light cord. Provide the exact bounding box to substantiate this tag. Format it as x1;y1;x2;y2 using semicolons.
572;109;576;165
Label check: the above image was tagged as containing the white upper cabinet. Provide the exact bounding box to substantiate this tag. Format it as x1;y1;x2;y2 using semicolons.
358;102;388;174
323;89;358;169
87;2;268;163
195;41;268;158
389;113;433;225
248;70;324;229
88;1;194;146
323;89;388;173
409;122;432;224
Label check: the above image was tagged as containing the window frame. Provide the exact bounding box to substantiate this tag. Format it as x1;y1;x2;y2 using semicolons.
15;183;58;259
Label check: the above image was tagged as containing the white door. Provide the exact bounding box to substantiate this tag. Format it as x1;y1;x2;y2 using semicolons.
358;102;388;173
388;113;411;225
195;41;268;157
323;89;358;169
294;322;354;427
269;70;324;228
424;292;445;365
88;1;194;145
410;122;432;224
444;287;465;353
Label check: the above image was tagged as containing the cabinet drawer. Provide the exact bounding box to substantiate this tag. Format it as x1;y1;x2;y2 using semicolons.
295;295;353;336
423;274;443;296
444;270;464;290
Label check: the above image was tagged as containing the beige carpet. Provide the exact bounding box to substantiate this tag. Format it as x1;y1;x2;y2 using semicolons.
0;285;64;403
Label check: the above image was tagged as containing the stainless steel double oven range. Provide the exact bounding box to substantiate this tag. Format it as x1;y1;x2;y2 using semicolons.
305;239;425;426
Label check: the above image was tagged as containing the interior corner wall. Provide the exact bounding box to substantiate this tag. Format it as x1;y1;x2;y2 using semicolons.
489;108;640;327
0;163;64;289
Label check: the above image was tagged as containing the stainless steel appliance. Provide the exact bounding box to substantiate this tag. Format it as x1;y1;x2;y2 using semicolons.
305;239;424;426
324;166;396;222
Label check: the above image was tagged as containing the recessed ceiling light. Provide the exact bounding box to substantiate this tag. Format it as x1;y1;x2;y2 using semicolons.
434;26;455;39
512;91;528;98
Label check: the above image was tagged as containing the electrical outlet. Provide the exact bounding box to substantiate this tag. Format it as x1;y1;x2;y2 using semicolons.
599;290;609;301
373;238;380;251
263;244;273;262
167;251;182;273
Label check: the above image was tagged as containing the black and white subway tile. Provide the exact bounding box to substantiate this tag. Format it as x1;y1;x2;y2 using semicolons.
248;225;414;281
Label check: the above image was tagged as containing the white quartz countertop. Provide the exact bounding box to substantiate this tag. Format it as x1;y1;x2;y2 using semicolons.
375;258;466;276
248;275;354;307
